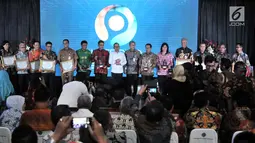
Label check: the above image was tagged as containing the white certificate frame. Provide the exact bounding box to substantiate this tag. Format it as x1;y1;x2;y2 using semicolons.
16;59;28;71
40;60;55;72
30;61;40;72
176;59;191;66
2;56;15;66
61;60;73;73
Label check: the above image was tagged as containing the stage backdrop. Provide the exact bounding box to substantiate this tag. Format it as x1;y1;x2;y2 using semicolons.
40;0;198;76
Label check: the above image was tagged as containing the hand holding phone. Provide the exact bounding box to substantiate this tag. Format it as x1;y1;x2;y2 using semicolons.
72;117;91;129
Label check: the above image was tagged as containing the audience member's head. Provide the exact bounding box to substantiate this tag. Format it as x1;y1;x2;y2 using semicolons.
204;55;216;72
12;125;37;143
34;86;51;109
160;97;174;112
6;95;25;111
193;91;209;108
77;95;92;109
93;110;113;131
233;131;255;143
234;61;246;77
172;65;186;82
51;105;71;126
232;90;251;108
119;96;133;115
145;100;164;123
221;58;232;71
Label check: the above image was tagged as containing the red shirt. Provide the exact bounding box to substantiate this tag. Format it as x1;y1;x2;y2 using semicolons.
29;48;43;62
92;49;109;74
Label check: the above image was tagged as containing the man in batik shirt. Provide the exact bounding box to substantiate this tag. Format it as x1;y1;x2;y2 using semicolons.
215;44;231;64
92;40;109;84
193;42;211;64
185;91;222;133
140;43;157;83
125;41;141;97
16;42;30;94
232;43;250;72
58;39;78;85
76;40;92;85
41;41;57;96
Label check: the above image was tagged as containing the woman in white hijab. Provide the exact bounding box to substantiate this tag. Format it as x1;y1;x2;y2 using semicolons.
0;95;25;132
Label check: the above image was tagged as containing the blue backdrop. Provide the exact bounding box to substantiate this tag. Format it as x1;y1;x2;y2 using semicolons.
40;0;198;76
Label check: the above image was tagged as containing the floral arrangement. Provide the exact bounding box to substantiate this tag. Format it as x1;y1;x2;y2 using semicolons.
204;39;218;55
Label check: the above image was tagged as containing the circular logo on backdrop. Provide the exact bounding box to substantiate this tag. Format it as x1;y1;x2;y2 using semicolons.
95;5;137;46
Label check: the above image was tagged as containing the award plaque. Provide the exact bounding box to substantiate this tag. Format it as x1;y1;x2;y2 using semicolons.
2;56;15;66
61;60;73;73
40;60;55;72
162;60;168;69
30;61;40;72
16;59;28;71
175;59;191;65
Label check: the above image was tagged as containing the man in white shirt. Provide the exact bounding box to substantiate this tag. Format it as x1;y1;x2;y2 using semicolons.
109;43;127;82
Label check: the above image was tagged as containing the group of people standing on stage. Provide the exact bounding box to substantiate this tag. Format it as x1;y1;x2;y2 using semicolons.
0;38;251;97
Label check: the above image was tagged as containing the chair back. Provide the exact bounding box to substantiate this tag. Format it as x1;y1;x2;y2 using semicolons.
116;130;137;143
231;131;243;143
189;129;218;143
170;132;179;143
37;131;51;143
0;127;11;143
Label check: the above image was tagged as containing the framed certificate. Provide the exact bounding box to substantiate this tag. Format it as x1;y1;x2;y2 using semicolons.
1;56;15;66
61;60;73;73
176;59;191;66
40;60;55;72
16;59;28;71
30;61;40;72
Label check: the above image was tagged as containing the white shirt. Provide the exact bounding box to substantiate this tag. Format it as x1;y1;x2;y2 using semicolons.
72;108;94;118
109;51;127;74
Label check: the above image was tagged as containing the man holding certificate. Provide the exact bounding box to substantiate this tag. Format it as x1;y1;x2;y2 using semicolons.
15;42;30;94
28;41;43;81
58;39;78;85
41;41;57;96
92;40;109;84
76;40;92;85
1;40;16;88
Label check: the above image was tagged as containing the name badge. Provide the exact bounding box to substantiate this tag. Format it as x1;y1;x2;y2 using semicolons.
162;65;167;69
133;58;136;62
99;65;104;68
143;67;148;71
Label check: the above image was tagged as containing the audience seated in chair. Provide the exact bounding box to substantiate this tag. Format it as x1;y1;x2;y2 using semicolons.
72;95;93;118
131;86;173;143
94;110;127;143
222;90;255;142
113;96;135;130
184;91;222;132
12;125;38;143
43;105;73;143
160;96;187;142
20;86;54;131
0;95;25;132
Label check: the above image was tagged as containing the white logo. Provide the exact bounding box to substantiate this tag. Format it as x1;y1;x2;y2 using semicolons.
229;6;245;26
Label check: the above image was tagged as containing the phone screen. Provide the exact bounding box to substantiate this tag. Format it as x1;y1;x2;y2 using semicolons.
72;118;90;129
149;88;157;93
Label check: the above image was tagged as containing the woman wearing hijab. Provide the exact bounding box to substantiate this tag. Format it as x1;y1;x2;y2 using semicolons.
164;65;193;116
0;69;15;102
0;95;25;132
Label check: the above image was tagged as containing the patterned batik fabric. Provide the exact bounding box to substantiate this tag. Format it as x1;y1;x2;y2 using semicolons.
92;49;109;74
185;107;222;130
113;114;135;130
140;52;157;76
223;107;254;131
76;49;92;72
125;49;141;74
